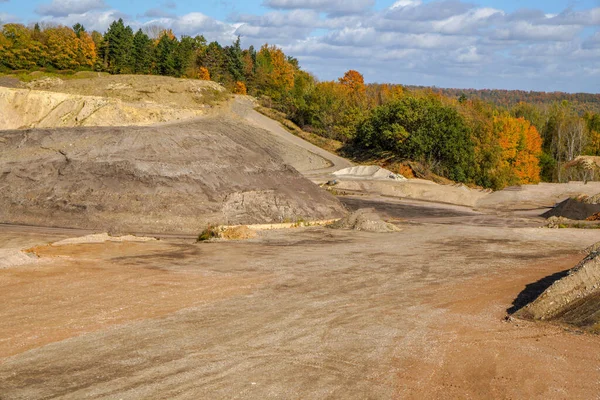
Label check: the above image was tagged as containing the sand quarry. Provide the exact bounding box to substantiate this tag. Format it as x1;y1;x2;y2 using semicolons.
1;75;600;399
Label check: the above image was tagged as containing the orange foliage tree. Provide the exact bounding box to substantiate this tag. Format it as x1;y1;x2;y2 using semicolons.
493;114;543;184
198;66;210;80
234;81;247;94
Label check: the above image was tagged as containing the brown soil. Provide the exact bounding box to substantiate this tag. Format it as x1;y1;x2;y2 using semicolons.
2;202;600;399
515;250;600;333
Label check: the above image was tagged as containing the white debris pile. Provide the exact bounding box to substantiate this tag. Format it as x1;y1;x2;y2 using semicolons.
333;166;406;181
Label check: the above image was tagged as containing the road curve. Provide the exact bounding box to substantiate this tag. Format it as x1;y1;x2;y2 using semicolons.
229;96;353;180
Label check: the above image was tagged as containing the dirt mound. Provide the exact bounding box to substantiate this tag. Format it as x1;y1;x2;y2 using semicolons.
328;208;400;232
51;233;157;246
0;75;229;130
515;250;600;333
0;118;345;234
541;197;600;220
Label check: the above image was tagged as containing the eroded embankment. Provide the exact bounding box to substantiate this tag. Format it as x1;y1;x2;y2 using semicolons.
515;247;600;332
0;75;228;129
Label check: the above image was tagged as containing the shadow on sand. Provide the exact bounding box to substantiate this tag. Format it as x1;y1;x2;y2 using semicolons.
507;269;570;315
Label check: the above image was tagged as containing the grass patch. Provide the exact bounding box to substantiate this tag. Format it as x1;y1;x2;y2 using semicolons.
197;225;220;242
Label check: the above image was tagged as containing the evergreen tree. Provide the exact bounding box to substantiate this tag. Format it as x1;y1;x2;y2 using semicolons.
198;41;226;83
101;19;134;73
175;35;198;77
72;23;85;38
154;33;177;76
132;29;153;74
225;36;244;82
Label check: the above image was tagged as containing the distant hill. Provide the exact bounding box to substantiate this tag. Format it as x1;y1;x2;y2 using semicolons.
405;86;600;114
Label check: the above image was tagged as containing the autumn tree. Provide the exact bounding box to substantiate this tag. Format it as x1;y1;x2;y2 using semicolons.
493;114;543;185
198;66;210;80
255;44;295;103
234;81;247;94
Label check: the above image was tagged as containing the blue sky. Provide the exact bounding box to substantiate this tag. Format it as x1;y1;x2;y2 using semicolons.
2;0;600;93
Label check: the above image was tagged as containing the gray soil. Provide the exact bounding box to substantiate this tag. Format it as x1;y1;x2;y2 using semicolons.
542;197;600;220
0;118;345;234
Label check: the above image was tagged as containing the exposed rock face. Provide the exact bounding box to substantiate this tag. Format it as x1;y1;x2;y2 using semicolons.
0;118;346;234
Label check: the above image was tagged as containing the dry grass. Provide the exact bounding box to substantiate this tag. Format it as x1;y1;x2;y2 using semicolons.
255;106;343;154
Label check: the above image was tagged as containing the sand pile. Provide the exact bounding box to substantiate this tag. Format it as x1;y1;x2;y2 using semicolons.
542;196;600;220
333;166;406;181
515;248;600;332
328;208;401;233
51;233;157;246
0;249;40;269
0;118;345;234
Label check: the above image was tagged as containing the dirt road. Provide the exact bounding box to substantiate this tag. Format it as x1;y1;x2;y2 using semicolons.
1;199;599;399
230;96;353;177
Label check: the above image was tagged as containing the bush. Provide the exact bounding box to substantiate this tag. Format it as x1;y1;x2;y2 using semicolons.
351;96;475;183
197;225;219;241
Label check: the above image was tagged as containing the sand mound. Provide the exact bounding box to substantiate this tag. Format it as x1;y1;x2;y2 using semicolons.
333;166;406;180
476;182;600;210
52;233;157;246
515;250;600;332
0;118;345;234
0;249;40;269
328;208;401;233
541;197;600;220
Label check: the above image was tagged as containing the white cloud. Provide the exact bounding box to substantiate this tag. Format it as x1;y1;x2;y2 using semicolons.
36;0;108;17
262;0;374;14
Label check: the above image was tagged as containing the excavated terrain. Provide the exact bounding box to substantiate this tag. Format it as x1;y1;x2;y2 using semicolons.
3;74;600;399
0;75;228;129
0;118;345;234
515;248;600;332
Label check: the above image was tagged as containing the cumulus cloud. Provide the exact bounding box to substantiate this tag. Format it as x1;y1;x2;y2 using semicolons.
262;0;374;14
142;8;177;19
36;0;108;17
39;10;128;32
143;12;237;43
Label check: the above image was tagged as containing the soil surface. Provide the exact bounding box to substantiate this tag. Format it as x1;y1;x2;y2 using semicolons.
1;198;600;399
0;118;344;233
542;197;600;220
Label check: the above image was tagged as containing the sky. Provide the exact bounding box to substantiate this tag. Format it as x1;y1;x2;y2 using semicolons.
1;0;600;93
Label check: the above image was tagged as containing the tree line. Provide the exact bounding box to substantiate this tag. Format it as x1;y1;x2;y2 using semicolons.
1;19;599;188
